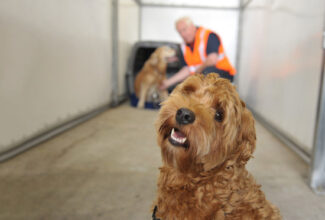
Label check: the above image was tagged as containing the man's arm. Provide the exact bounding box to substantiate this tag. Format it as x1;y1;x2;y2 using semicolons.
159;66;191;90
159;52;218;90
194;52;219;74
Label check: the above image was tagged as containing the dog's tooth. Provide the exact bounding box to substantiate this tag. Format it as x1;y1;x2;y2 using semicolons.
171;129;175;139
170;128;187;144
176;137;185;144
171;129;178;142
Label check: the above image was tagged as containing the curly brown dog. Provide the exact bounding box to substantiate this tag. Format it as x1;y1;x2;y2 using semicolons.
153;73;281;219
134;46;175;108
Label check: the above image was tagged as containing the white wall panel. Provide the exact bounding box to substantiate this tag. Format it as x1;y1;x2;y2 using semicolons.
141;7;239;67
238;0;325;153
118;0;139;97
0;0;112;153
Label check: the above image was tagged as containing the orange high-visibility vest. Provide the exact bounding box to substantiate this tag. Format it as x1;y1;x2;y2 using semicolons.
181;27;236;75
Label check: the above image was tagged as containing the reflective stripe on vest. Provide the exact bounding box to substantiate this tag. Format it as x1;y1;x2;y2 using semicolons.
198;29;206;62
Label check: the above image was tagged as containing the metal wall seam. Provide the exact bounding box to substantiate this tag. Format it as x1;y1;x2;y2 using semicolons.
234;0;245;88
111;0;119;106
138;0;142;40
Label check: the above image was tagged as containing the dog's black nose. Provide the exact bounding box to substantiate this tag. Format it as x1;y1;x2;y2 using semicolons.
176;108;195;125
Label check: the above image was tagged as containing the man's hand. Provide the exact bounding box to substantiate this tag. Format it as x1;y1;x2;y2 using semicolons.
159;67;191;91
159;80;169;90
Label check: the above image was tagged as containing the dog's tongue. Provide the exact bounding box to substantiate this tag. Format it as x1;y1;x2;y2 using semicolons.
173;128;186;138
166;56;178;63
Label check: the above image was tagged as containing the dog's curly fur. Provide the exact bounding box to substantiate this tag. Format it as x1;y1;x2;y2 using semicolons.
153;73;281;219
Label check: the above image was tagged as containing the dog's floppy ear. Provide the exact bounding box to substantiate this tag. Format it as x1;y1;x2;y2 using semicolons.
237;101;256;165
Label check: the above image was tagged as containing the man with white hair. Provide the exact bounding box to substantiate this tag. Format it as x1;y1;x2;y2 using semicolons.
160;17;236;90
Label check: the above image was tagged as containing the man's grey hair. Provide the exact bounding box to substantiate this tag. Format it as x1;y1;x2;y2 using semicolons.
175;16;194;27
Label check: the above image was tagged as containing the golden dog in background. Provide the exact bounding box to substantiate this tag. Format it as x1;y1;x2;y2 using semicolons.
153;73;281;219
134;46;175;108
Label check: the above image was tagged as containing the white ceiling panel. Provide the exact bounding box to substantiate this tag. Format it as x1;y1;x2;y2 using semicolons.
139;0;240;8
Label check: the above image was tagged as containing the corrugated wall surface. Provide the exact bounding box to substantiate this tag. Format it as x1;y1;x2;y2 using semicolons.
0;0;113;153
238;0;325;153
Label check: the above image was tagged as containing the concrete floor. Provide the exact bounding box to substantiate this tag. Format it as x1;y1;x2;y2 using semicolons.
0;103;325;220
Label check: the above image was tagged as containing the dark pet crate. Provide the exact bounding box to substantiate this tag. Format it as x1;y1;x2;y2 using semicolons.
126;41;181;109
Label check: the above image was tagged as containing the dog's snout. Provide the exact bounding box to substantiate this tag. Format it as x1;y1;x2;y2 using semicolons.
176;108;195;125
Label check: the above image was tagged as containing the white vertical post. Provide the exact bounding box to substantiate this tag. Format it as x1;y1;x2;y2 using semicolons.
310;45;325;195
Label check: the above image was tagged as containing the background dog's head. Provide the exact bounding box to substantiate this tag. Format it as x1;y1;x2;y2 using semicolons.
149;46;176;66
156;73;256;173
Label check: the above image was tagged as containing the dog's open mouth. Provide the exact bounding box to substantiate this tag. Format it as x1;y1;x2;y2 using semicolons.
166;56;178;63
168;128;188;148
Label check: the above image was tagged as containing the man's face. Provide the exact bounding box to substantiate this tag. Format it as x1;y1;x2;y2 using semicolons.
176;21;196;44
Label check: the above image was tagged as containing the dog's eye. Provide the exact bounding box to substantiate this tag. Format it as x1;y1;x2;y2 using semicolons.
215;109;224;122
